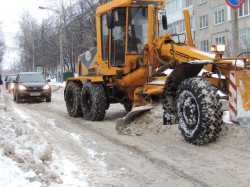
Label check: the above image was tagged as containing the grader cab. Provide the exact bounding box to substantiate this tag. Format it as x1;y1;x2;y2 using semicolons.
64;0;250;145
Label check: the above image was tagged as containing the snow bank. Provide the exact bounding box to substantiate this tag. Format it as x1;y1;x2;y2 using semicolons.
0;99;61;186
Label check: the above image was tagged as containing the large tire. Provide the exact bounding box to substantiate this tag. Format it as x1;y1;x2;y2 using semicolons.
176;78;222;145
81;82;106;121
65;82;83;117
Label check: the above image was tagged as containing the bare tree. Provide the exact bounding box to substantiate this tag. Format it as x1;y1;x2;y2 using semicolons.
16;0;107;76
0;23;6;67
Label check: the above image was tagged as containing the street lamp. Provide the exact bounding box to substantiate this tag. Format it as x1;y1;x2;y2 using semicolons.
39;6;64;83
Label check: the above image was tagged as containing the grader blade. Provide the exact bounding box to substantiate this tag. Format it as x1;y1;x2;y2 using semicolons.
116;106;154;134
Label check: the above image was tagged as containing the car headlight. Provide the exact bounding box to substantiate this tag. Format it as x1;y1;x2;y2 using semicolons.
43;84;50;90
18;85;27;91
10;83;14;89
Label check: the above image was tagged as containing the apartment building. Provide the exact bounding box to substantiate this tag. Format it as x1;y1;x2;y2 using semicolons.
165;0;194;42
195;0;250;55
165;0;250;55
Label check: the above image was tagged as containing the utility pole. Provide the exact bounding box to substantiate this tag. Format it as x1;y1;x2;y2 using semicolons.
32;41;35;72
231;8;240;57
59;20;63;82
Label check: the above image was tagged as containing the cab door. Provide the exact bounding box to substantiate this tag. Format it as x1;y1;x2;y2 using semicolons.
110;8;127;67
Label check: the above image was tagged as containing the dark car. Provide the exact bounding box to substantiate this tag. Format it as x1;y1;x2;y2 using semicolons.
4;74;17;90
13;72;51;103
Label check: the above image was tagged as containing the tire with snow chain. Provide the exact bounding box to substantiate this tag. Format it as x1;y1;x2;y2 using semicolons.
176;78;222;145
65;82;83;117
81;82;106;121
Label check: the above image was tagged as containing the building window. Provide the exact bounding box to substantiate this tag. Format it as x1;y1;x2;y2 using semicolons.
215;36;225;44
199;15;208;29
166;0;182;15
183;0;193;8
198;0;207;4
200;40;209;51
167;16;194;35
239;28;250;51
214;9;224;25
239;0;250;17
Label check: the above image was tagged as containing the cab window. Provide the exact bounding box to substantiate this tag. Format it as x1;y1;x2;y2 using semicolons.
111;8;126;67
101;14;109;60
128;8;148;54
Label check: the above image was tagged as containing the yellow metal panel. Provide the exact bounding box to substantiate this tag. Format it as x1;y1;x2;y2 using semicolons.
236;71;250;111
67;76;104;83
183;10;194;47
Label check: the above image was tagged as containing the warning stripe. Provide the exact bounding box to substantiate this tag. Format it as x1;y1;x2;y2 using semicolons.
229;71;237;122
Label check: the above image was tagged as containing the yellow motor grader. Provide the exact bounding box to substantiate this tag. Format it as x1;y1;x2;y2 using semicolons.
64;0;250;145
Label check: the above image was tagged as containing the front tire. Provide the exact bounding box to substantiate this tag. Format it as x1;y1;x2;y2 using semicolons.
46;97;51;102
65;82;83;117
81;82;106;121
176;78;222;145
13;91;16;101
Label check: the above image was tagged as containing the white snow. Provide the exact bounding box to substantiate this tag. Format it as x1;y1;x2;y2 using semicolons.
0;78;248;186
0;80;89;187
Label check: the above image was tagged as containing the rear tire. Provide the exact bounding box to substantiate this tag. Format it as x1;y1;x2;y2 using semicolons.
176;78;222;145
65;82;83;117
81;82;106;121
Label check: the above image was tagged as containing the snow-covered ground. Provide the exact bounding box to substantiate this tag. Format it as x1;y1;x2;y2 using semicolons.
0;81;89;187
0;79;249;187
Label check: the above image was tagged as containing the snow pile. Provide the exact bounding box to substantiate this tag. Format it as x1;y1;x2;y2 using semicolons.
0;101;62;186
0;149;41;187
121;104;250;148
121;104;184;141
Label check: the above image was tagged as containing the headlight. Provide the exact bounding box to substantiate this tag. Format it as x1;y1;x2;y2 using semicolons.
18;85;27;91
10;83;14;89
210;44;225;52
43;84;50;90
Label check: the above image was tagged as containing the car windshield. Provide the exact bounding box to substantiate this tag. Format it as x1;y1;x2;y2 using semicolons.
9;76;17;81
19;74;45;83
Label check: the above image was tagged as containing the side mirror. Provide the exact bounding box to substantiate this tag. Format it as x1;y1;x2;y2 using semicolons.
106;13;114;29
162;15;168;30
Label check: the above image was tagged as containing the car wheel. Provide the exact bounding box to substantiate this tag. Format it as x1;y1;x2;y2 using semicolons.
46;97;51;102
16;94;21;103
13;91;16;101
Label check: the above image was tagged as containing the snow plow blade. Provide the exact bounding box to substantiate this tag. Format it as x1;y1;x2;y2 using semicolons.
116;106;154;134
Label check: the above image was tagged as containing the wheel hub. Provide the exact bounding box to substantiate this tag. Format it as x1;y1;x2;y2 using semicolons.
183;93;199;128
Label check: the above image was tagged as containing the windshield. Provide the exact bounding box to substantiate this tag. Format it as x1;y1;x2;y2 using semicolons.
128;7;148;54
9;76;17;81
19;74;45;83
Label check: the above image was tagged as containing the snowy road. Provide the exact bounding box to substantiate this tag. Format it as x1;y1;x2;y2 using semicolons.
1;85;250;186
